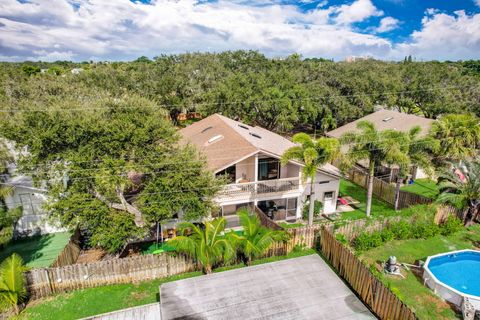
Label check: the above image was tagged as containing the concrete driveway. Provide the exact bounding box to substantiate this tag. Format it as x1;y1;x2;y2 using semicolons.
160;254;375;319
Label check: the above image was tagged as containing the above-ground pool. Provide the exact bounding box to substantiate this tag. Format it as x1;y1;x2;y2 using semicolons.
423;249;480;309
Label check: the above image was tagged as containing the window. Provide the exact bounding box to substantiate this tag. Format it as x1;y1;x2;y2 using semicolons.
216;165;236;183
258;157;280;181
323;191;334;201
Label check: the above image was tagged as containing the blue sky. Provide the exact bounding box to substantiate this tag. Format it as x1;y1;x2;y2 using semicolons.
0;0;479;62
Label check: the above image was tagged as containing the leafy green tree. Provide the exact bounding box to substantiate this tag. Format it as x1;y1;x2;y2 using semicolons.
437;159;480;225
228;209;287;265
341;121;406;217
170;218;234;274
1;96;220;253
281;133;340;225
430;114;480;162
0;254;28;315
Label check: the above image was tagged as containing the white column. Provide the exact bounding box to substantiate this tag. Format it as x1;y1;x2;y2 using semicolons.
254;153;259;194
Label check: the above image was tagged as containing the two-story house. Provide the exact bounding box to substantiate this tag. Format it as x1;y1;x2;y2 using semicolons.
180;114;341;226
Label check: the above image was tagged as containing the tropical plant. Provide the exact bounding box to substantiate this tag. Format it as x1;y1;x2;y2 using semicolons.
437;158;480;225
281;133;340;225
430;114;480;162
228;209;287;265
0;254;28;315
389;126;439;210
169;218;234;274
341;121;407;217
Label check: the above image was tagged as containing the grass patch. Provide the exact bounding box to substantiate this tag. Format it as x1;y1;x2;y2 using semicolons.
359;224;480;320
0;232;71;268
21;249;317;320
401;178;439;199
278;222;305;229
338;179;433;220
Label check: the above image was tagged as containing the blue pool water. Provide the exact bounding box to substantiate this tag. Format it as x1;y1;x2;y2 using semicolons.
428;251;480;296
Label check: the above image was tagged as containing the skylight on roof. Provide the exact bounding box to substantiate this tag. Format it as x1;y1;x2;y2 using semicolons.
249;132;261;139
382;117;394;122
207;135;224;144
201;126;213;133
238;124;249;130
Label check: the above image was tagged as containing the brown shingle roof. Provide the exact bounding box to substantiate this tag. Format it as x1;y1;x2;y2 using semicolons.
180;114;341;177
326;109;434;139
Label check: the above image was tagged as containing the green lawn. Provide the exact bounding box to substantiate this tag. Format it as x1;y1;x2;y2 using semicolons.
338;179;434;220
0;232;71;268
401;178;440;199
21;248;317;320
359;225;480;320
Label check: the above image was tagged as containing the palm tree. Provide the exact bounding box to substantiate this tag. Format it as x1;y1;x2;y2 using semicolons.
437;159;480;226
228;209;287;265
0;254;28;315
430;114;480;162
169;218;234;274
389;126;439;210
341;121;407;217
281;133;340;225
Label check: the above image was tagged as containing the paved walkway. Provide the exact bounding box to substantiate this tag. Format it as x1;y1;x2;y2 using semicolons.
160;254;375;319
81;303;160;320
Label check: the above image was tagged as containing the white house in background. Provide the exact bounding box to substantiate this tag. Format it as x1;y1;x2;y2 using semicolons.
1;155;64;236
326;108;434;181
180;114;341;227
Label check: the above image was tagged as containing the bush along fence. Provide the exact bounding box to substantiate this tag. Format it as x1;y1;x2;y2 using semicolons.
50;228;81;268
348;166;432;209
320;227;417;320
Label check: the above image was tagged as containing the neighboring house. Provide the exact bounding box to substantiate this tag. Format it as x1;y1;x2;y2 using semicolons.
180;114;341;227
2;175;64;236
326;108;434;181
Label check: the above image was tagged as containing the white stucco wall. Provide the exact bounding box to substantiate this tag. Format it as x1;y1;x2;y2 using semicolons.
302;171;340;214
4;186;64;236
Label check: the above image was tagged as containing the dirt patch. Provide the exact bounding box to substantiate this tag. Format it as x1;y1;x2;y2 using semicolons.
76;248;106;264
130;291;150;301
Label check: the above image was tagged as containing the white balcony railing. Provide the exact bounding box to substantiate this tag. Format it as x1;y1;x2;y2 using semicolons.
217;177;301;200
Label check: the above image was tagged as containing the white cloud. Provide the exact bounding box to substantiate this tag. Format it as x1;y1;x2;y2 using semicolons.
0;0;478;61
475;0;480;7
0;0;392;61
333;0;383;25
393;10;480;60
375;17;400;33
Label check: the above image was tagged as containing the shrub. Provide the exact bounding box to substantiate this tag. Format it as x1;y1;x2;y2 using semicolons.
390;221;412;240
440;216;463;236
380;228;395;242
335;233;347;245
302;200;323;220
353;231;383;251
412;222;440;239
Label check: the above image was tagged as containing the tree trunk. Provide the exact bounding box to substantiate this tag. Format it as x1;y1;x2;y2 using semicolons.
365;160;375;217
204;264;212;274
308;176;315;226
394;176;402;211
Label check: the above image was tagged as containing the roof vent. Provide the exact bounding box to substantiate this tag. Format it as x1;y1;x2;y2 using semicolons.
201;126;213;133
382;117;394;122
207;135;224;144
249;132;262;139
238;124;249;130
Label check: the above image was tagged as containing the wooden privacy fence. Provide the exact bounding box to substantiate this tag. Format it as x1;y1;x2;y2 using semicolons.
320;228;417;320
26;225;319;301
27;253;196;300
434;205;465;224
50;228;81;268
349;167;432;209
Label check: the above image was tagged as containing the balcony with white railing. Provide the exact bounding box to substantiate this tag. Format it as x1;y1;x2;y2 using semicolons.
215;177;302;202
